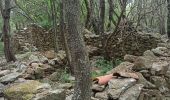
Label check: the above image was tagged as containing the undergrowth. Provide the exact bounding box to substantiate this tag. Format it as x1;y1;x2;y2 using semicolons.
92;57;123;78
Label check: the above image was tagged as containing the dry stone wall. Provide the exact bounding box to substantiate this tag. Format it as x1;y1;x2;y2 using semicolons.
12;24;162;59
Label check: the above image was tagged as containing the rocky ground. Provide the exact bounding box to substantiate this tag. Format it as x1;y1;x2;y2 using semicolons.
0;41;170;99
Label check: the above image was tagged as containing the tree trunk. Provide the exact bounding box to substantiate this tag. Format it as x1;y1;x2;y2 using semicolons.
59;0;72;74
107;0;114;30
99;0;105;35
50;0;59;52
0;0;16;62
64;0;91;99
167;0;170;38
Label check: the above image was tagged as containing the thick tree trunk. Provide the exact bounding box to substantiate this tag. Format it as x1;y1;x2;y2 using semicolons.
64;0;91;99
167;0;170;38
1;0;16;62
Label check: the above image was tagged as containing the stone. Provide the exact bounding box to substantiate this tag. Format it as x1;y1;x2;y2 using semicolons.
151;47;169;57
107;62;134;74
4;80;43;100
33;89;66;100
92;84;105;92
65;94;73;100
151;61;169;75
133;56;155;71
44;50;56;59
0;83;5;96
29;54;39;61
107;78;136;99
58;83;73;89
150;76;169;94
95;91;108;100
124;54;138;62
136;73;156;88
0;72;21;84
16;63;27;73
143;50;157;58
0;70;10;77
119;84;144;100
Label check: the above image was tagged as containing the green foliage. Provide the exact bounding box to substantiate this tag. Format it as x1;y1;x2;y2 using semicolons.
92;57;123;78
59;69;71;83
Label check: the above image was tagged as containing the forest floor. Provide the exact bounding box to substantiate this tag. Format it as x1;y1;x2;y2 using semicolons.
0;37;170;100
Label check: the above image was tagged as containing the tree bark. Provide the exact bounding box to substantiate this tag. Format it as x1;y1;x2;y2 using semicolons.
0;0;16;62
64;0;91;99
50;0;59;52
167;0;170;38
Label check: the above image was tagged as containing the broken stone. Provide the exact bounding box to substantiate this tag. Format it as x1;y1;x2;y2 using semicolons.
136;73;156;88
33;89;65;100
92;84;105;92
107;78;136;99
151;47;169;57
151;61;169;75
0;72;21;84
124;54;138;63
107;62;134;74
143;50;157;59
43;50;56;59
4;80;43;100
119;84;144;100
150;76;169;94
133;56;155;71
95;91;108;100
0;70;10;77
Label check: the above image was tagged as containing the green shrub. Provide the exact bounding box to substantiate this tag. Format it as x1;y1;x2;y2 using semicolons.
92;57;123;78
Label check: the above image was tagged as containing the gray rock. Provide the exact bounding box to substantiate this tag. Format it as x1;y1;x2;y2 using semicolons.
0;83;5;96
95;91;108;100
29;54;39;61
0;70;10;77
92;84;105;92
119;84;144;100
58;83;73;89
0;72;21;84
150;76;169;94
107;78;136;99
33;89;66;100
107;62;134;74
151;61;169;75
151;47;169;57
143;50;157;59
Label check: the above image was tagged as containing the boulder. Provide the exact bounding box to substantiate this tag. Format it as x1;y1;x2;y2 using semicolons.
150;76;169;94
33;89;66;100
4;80;53;100
44;50;56;59
0;83;5;96
133;56;155;71
107;78;136;99
0;70;10;77
4;80;42;100
92;84;105;92
151;61;169;75
151;47;169;57
95;91;108;100
119;84;144;100
124;54;138;63
107;62;134;74
0;72;21;84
